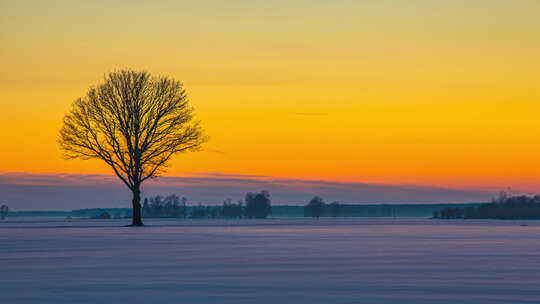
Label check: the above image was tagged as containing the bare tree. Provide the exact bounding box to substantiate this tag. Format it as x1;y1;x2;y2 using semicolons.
59;70;207;226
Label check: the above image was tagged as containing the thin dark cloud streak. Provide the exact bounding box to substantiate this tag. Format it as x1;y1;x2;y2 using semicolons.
292;112;329;116
0;172;497;210
203;148;227;155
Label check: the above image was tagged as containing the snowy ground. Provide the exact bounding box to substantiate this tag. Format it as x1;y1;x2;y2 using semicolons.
1;218;539;304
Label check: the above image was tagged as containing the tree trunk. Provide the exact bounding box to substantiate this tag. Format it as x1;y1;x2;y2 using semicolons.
130;187;144;226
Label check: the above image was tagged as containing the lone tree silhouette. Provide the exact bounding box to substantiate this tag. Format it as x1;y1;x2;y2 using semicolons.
59;70;206;226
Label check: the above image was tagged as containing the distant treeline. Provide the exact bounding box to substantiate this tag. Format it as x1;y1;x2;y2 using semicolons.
303;196;341;218
7;202;486;220
8;210;73;217
7;190;502;220
142;195;187;218
434;194;540;219
142;191;272;219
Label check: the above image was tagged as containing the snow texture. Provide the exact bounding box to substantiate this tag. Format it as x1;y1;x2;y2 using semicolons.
1;218;539;303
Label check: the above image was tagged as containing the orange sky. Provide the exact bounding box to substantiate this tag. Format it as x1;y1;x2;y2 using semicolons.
1;1;539;191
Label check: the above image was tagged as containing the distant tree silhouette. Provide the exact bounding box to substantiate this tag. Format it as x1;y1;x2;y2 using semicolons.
143;194;185;218
181;197;188;219
330;201;341;217
190;203;211;218
434;194;540;219
304;196;325;218
58;70;206;226
494;191;509;203
91;211;111;219
0;205;8;220
142;198;151;218
221;198;243;218
244;191;271;218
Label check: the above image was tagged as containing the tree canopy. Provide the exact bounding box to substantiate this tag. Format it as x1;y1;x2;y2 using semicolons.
59;70;206;226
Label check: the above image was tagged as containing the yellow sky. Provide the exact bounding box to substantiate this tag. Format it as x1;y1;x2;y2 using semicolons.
1;1;539;190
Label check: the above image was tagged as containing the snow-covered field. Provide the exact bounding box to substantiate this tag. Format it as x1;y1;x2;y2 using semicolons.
1;218;539;303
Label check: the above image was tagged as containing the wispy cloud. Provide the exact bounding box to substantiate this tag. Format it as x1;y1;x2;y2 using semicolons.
292;112;329;116
0;172;496;210
203;148;227;155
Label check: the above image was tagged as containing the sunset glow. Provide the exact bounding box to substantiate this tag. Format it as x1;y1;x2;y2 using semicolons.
1;1;539;191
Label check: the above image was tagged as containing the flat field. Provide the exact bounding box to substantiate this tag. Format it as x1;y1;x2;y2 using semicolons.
1;218;539;303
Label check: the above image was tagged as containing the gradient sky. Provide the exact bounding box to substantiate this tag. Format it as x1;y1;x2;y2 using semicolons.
1;1;540;194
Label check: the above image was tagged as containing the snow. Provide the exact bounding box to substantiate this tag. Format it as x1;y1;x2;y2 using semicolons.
1;218;539;303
